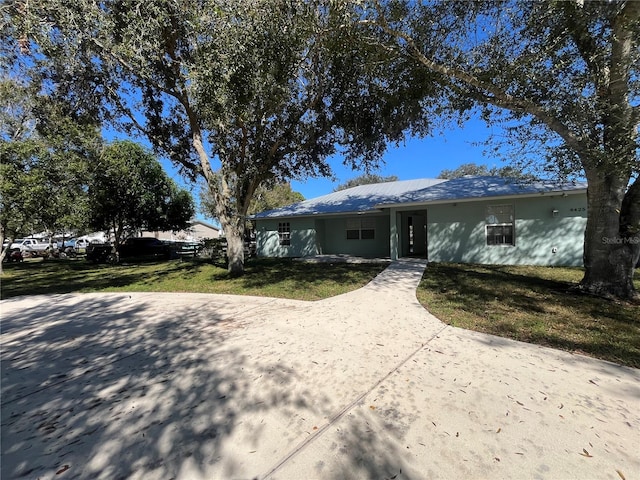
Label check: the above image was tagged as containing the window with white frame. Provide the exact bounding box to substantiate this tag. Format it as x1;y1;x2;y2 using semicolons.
346;217;375;240
486;205;515;246
278;222;291;246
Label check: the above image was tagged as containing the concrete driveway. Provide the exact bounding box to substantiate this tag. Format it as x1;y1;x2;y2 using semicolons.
1;259;638;479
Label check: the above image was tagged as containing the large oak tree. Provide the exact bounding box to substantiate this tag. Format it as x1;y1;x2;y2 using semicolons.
361;0;639;299
6;0;400;275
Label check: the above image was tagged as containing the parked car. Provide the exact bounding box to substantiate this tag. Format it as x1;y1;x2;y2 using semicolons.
9;238;57;257
87;237;174;263
74;238;88;252
119;237;173;259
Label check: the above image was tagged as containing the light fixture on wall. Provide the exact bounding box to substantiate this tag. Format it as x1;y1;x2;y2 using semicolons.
552;209;559;217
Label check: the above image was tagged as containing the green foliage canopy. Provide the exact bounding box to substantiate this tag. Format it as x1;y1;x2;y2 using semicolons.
6;0;406;273
334;173;399;191
437;163;536;180
0;77;99;257
89;141;195;248
247;183;305;216
200;181;304;223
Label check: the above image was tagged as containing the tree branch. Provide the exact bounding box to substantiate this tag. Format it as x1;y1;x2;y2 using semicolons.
631;105;640;134
368;2;588;157
608;1;639;113
89;38;175;100
563;1;609;91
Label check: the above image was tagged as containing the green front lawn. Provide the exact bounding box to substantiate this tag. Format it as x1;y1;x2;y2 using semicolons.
0;257;388;301
3;258;638;368
416;263;640;368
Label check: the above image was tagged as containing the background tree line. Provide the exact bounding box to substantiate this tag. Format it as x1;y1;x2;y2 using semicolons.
0;80;194;268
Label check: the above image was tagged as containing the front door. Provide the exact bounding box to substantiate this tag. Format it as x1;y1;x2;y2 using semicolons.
403;212;428;258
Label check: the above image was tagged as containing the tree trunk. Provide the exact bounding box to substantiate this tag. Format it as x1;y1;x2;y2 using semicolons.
579;170;638;300
183;106;250;276
225;227;245;276
621;180;640;269
0;232;6;275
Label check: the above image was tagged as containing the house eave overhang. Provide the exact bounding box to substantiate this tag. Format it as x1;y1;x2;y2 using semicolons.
375;188;588;210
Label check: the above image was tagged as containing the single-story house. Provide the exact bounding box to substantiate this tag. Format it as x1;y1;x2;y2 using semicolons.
253;176;589;266
141;219;221;242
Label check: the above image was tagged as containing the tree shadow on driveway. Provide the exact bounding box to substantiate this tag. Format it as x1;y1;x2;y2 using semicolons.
1;294;324;479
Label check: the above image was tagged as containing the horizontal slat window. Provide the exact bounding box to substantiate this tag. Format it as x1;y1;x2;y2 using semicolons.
346;217;375;240
486;225;514;245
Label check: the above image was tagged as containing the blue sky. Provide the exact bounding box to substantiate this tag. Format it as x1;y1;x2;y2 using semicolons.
291;117;499;199
156;115;504;224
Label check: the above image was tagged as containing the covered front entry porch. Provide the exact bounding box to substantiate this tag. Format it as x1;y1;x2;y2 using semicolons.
389;208;429;260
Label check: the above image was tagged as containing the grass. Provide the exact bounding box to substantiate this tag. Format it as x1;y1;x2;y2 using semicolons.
416;263;640;368
3;257;639;368
0;257;388;301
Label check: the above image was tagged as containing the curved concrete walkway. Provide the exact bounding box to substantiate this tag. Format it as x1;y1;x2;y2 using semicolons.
1;259;638;479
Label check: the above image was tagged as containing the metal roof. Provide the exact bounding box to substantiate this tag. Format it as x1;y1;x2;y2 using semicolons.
253;176;588;219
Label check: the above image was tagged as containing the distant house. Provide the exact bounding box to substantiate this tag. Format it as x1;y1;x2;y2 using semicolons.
253;176;588;267
141;219;220;242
